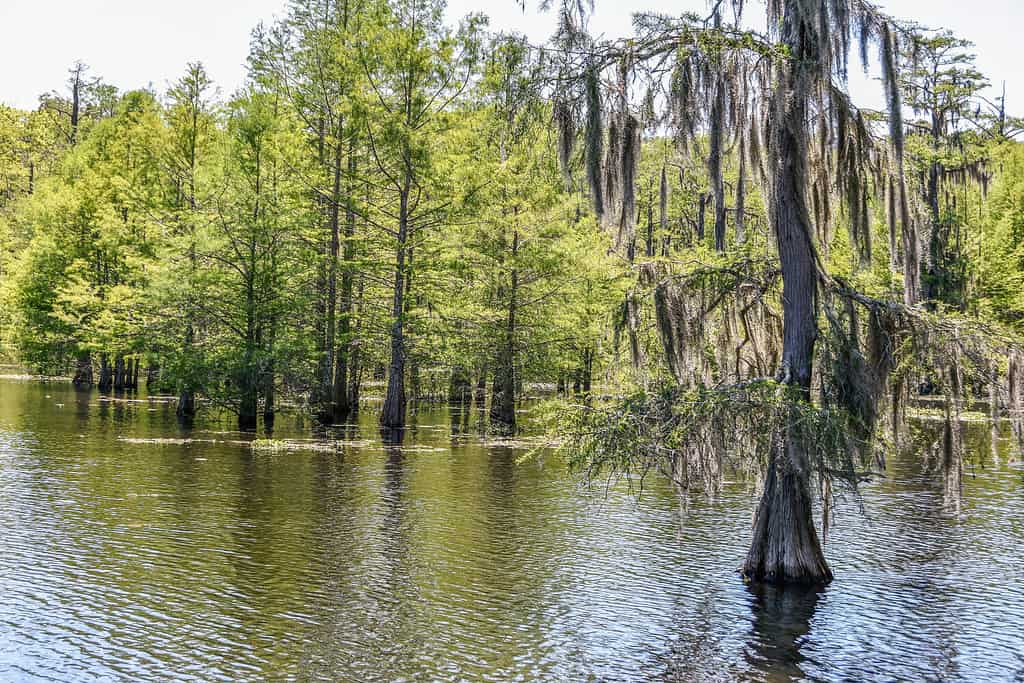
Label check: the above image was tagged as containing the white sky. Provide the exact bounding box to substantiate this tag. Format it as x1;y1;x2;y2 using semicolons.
1;0;1021;112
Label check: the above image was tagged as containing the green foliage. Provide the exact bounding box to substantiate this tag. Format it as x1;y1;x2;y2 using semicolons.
559;379;871;496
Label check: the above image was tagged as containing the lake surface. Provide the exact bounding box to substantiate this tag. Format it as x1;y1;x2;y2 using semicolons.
1;378;1022;682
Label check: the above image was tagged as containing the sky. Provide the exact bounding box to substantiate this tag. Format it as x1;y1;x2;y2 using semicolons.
1;0;1021;112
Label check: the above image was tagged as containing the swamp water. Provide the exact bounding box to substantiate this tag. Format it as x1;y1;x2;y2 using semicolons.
0;378;1022;681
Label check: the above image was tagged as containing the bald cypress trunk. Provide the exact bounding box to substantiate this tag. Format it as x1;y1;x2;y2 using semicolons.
697;193;708;244
709;81;728;252
73;353;93;386
332;146;358;422
736;136;748;244
381;169;411;432
315;139;343;423
742;0;832;585
490;229;519;434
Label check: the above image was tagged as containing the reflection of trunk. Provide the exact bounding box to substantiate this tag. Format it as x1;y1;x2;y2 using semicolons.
746;582;823;673
942;362;964;511
743;6;831;584
490;230;518;433
1011;352;1024;456
381;169;411;431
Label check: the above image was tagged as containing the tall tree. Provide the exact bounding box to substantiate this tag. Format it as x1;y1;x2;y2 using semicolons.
361;0;482;432
165;62;216;419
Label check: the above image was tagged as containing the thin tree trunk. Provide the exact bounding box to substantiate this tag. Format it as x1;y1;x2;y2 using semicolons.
348;278;365;413
709;76;728;252
381;172;410;431
98;354;112;391
697;193;708;243
474;370;487;411
332;145;358;421
736;135;748;243
490;230;518;433
317;139;343;422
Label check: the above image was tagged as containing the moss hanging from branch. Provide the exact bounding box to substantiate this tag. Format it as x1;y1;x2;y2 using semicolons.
554;98;575;190
584;63;604;220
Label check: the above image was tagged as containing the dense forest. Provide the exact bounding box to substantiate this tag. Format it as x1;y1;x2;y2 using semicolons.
2;0;1024;585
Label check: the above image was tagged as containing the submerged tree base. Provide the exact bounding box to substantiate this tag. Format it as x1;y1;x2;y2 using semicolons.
742;452;833;585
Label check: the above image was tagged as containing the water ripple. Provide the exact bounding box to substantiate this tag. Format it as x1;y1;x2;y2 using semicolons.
0;380;1022;681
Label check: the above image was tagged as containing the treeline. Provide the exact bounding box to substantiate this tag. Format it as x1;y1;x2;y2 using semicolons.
0;1;633;433
1;0;1023;448
4;0;1024;584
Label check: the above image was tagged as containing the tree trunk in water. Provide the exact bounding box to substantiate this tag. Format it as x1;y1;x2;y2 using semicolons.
449;366;473;406
114;356;126;390
744;439;833;584
381;174;410;432
490;230;518;434
347;279;364;415
239;379;258;432
708;69;728;253
490;355;515;433
332;147;358;423
73;352;93;386
178;323;197;420
98;355;113;391
474;371;487;411
742;2;831;585
316;141;343;423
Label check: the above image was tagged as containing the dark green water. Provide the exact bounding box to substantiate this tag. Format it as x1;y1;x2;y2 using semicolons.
1;378;1022;681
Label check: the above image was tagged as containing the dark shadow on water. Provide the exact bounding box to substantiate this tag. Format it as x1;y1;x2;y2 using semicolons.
744;582;824;681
